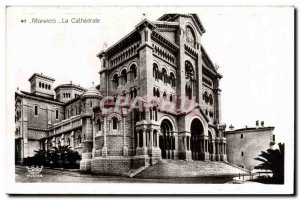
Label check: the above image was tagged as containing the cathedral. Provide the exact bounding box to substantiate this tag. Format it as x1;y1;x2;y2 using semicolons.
15;14;228;175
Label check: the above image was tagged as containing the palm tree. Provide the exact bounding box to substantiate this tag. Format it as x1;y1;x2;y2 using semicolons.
254;143;284;184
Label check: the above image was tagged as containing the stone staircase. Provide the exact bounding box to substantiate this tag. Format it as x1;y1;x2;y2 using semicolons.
135;159;249;178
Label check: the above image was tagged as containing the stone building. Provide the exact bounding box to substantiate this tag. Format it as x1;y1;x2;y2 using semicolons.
225;121;275;170
15;13;228;175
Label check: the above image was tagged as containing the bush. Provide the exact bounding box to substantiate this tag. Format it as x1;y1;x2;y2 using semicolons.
27;146;81;169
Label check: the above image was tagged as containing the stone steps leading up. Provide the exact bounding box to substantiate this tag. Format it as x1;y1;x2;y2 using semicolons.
135;159;248;178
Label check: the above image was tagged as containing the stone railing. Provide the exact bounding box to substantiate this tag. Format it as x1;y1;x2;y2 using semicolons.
49;115;82;136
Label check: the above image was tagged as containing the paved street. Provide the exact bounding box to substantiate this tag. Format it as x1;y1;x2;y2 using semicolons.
16;165;237;184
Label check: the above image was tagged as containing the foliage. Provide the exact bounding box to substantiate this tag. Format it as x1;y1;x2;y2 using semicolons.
254;143;284;184
27;146;81;169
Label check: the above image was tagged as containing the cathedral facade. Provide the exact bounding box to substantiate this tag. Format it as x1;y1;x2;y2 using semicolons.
15;14;228;175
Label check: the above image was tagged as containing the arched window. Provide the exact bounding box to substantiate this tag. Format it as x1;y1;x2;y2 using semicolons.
170;72;176;87
97;119;101;131
112;74;119;89
156;88;160;97
133;88;137;98
153;106;158;121
42;83;44;88
185;61;194;100
34;105;38;116
112;117;118;130
90;101;93;107
209;94;213;105
163;91;167;100
121;69;127;85
204;91;208;103
67;138;70;146
153;63;159;80
162;68;167;84
49;85;51;90
186;26;196;47
78;135;82;145
170;94;173;102
39;82;41;88
130;64;137;81
130;89;134;99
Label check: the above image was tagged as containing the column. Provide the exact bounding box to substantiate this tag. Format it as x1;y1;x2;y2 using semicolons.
136;130;140;149
122;116;128;156
92;119;96;158
142;129;146;147
150;129;154;147
211;140;216;161
61;134;65;146
80;117;93;172
102;117;107;157
71;131;75;150
44;140;48;151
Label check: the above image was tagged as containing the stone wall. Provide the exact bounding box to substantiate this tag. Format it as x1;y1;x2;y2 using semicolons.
226;127;274;170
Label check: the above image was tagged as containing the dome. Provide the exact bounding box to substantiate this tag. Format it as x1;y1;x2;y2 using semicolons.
81;86;102;98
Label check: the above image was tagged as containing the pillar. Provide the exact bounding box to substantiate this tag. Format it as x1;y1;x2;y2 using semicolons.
102;117;107;157
211;140;216;161
61;134;65;146
122;116;128;156
80;117;93;172
92;119;96;158
44;140;48;151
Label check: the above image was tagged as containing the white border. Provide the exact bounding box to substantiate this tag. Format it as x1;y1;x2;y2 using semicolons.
2;0;296;196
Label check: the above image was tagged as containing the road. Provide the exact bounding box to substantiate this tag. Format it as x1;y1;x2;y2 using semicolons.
15;166;235;184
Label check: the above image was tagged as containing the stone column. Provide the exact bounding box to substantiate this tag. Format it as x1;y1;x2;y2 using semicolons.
80;117;93;172
92;119;96;158
136;130;140;149
211;140;216;161
71;131;75;150
122;116;128;156
44;140;48;151
61;134;65;146
148;129;154;157
102;117;107;157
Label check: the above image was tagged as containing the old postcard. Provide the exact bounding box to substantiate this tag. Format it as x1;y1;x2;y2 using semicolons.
5;5;294;195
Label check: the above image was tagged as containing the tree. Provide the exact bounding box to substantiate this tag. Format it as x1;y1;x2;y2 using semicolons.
254;143;284;184
28;145;81;169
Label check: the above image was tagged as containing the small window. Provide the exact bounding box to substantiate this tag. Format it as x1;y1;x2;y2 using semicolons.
34;105;38;116
112;117;118;130
39;82;41;88
241;151;244;156
273;135;275;142
241;134;243;138
56;110;59;119
90;101;93;107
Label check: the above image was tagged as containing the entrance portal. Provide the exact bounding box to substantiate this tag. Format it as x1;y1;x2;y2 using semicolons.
190;118;204;160
159;119;175;159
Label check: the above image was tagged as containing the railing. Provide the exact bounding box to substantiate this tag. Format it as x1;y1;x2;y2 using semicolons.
237;171;273;181
49;117;82;136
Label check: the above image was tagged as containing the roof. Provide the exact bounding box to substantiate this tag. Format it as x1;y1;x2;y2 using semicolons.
81;86;102;98
226;126;275;134
28;73;55;82
16;90;63;105
157;14;206;34
54;84;86;92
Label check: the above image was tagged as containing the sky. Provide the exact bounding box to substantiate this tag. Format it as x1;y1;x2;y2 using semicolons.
6;6;294;144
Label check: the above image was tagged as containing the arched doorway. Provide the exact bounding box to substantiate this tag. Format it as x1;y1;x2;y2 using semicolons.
159;119;175;159
190;118;204;160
